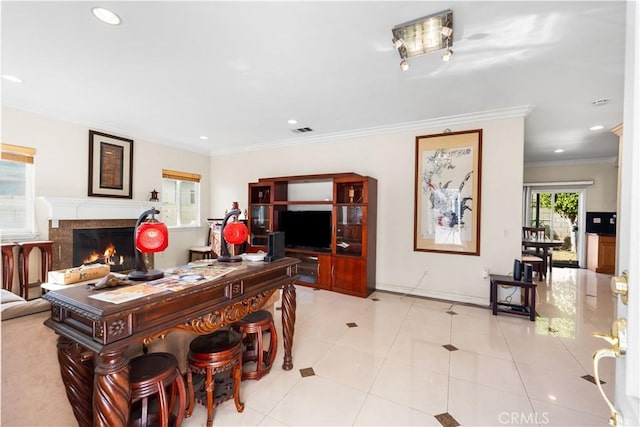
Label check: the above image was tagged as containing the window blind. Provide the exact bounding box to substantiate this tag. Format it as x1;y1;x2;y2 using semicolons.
162;169;201;183
1;143;36;164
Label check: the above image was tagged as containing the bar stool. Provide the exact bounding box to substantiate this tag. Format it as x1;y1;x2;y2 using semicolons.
232;310;277;381
186;329;244;427
18;240;54;300
129;352;187;427
1;243;18;292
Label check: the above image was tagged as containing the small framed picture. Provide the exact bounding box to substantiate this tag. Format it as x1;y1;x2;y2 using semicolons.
88;130;133;198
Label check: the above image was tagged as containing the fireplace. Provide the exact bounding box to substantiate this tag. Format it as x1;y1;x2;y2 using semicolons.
37;197;158;272
73;227;136;272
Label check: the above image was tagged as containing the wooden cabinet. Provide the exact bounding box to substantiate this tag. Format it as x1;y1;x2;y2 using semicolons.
247;173;377;297
586;233;616;274
286;251;332;290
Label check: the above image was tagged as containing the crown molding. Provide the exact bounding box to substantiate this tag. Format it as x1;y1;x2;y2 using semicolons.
211;105;534;156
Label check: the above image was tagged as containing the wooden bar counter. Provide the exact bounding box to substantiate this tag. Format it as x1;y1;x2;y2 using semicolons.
43;258;299;427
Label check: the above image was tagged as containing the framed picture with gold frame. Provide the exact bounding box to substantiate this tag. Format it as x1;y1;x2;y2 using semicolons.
88;130;133;198
414;129;482;255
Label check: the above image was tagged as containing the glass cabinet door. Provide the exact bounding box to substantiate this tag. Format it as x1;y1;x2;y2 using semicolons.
335;205;364;256
250;205;271;247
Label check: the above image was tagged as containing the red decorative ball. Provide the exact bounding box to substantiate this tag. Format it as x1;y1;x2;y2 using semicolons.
223;221;248;245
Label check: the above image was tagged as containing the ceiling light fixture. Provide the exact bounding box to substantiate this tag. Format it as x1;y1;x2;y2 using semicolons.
392;9;454;66
554;149;565;153
400;60;410;71
2;75;23;83
92;7;121;25
287;119;298;125
199;136;208;140
589;125;604;131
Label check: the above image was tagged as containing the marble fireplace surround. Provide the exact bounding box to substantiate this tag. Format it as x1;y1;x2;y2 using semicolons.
37;197;158;271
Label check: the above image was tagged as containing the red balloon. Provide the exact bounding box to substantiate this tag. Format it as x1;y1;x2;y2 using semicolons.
223;221;248;244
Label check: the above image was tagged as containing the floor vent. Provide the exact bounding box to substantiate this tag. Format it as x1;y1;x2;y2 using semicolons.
292;127;313;133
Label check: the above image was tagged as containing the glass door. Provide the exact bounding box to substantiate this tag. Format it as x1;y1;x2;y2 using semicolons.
526;189;585;268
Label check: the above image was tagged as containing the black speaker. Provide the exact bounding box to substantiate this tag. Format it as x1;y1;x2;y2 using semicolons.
264;231;285;262
513;259;522;281
524;263;533;283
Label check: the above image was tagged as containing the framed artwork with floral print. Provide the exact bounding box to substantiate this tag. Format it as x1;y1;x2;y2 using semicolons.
414;129;482;255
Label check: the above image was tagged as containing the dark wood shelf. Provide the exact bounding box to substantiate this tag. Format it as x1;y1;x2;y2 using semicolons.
273;200;333;205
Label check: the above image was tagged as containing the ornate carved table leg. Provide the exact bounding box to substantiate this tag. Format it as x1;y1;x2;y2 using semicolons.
281;281;296;370
56;337;95;427
93;350;131;427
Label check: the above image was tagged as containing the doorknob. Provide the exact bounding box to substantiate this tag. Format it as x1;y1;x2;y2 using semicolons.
593;319;627;355
592;319;628;427
610;271;628;305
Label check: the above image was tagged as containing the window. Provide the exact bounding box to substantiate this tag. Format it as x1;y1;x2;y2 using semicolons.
161;169;201;227
0;144;36;239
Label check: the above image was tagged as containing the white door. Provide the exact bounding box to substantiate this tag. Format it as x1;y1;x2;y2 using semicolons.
592;4;639;425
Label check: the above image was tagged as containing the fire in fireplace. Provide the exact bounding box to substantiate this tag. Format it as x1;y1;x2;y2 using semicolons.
73;227;136;272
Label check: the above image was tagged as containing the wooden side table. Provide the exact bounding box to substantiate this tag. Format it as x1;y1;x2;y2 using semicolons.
1;242;18;292
489;274;537;321
18;240;54;300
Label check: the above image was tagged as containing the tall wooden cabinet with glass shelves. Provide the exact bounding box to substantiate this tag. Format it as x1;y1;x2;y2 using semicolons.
333;177;377;297
247;173;377;298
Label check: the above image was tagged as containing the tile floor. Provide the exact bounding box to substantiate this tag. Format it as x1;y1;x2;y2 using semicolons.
183;267;616;426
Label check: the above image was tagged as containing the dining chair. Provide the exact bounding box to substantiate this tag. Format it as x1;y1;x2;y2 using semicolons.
188;224;215;262
522;226;552;275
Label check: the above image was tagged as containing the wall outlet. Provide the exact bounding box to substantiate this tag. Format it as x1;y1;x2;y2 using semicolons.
482;268;489;279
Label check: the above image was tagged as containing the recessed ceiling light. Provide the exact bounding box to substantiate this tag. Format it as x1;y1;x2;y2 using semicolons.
287;119;298;125
92;7;121;25
199;136;208;140
400;60;410;71
589;125;604;131
2;75;23;83
554;149;565;153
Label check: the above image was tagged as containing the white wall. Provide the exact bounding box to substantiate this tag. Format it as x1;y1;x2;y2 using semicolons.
1;107;211;268
3;106;526;304
211;116;525;304
524;161;618;212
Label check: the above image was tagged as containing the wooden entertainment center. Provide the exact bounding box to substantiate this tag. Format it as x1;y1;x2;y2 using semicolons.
247;172;377;298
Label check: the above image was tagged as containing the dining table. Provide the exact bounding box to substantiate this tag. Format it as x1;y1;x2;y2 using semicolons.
522;237;563;279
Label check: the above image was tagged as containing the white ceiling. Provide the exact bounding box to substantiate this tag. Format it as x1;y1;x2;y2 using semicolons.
1;1;626;163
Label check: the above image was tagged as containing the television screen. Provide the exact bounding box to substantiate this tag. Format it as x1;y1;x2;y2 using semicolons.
280;210;331;251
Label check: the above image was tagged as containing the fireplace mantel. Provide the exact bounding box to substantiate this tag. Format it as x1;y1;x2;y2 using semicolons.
37;197;159;221
38;197;161;271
